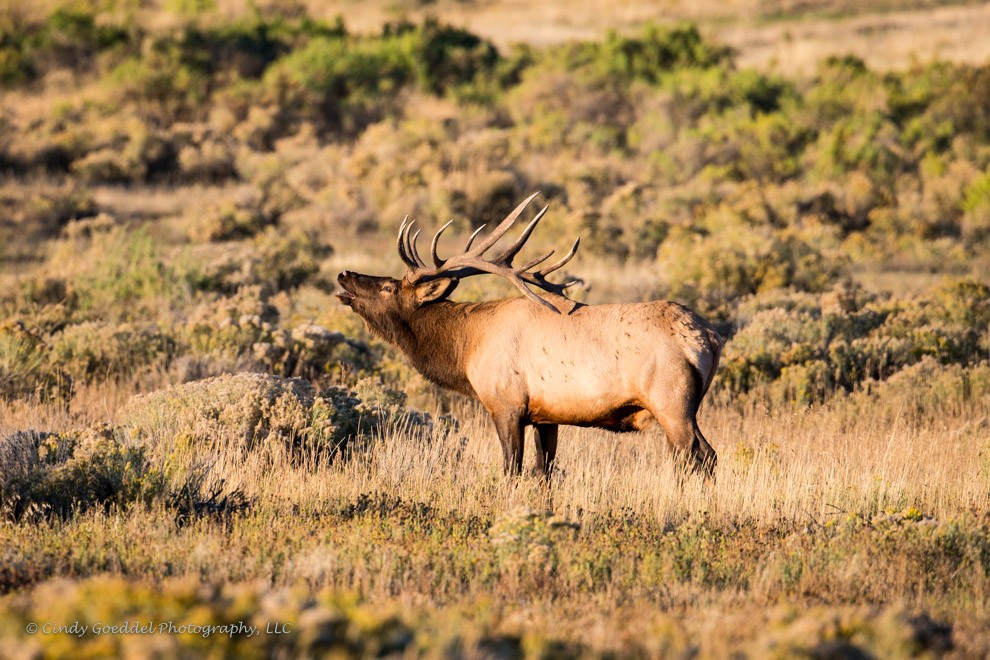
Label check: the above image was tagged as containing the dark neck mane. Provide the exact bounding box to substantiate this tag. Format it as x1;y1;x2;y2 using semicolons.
393;301;481;397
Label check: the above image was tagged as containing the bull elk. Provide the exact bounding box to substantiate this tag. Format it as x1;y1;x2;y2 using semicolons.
336;193;721;477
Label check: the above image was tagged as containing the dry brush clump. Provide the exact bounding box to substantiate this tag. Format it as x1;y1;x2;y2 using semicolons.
715;279;990;407
0;372;443;523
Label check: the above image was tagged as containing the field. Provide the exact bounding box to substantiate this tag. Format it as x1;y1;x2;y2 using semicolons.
2;0;990;657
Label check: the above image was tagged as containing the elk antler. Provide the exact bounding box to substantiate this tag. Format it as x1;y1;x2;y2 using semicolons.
397;193;582;314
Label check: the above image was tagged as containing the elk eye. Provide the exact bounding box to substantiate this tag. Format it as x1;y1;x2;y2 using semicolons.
381;283;396;294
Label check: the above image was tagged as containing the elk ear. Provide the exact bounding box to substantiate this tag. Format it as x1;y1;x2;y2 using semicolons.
413;278;458;305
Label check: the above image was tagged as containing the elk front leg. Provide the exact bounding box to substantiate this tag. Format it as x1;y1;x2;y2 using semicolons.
493;410;526;476
532;423;558;477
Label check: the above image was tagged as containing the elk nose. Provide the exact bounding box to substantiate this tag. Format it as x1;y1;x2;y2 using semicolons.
338;271;351;281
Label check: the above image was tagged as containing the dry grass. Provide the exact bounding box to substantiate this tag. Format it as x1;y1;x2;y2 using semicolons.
2;382;988;655
101;392;987;527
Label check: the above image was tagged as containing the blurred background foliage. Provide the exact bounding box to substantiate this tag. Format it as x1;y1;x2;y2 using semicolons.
1;0;989;411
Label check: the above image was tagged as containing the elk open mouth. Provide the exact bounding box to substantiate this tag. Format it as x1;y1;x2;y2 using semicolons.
336;273;356;305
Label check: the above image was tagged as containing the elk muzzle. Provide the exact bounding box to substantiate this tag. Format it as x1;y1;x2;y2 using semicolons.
336;271;358;306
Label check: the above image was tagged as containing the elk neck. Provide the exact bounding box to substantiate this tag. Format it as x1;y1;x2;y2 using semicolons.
395;300;488;398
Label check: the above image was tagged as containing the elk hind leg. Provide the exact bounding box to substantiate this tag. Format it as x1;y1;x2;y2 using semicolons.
532;423;559;477
652;410;716;477
646;374;717;477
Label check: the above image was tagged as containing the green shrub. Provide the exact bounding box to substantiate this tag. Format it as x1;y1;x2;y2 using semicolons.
261;34;412;134
0;320;69;401
0;426;162;520
52;227;189;319
0;5;130;87
51;322;178;384
567;23;731;85
961;167;990;242
717;280;990;406
120;373;367;467
397;17;500;95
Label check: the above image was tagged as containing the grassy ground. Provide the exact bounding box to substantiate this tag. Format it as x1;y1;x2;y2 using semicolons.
2;384;989;657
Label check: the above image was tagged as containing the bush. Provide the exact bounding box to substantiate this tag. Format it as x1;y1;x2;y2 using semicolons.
188;227;327;294
961;167;990;242
120;373;366;466
0;181;96;245
489;508;580;587
716;280;990;406
0;577;419;658
51;322;178;384
188;199;272;242
261;35;412;134
0;426;162;520
657;205;844;317
749;604;951;658
0;320;70;401
49;227;189;319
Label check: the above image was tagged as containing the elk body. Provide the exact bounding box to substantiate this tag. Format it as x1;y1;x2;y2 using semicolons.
337;194;721;476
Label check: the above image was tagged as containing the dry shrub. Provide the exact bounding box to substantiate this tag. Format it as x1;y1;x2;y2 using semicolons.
489;507;580;592
0;425;158;520
51;322;178;385
122;372;358;456
187;199;272;243
749;604;951;658
0;180;96;245
850;357;990;423
0;576;429;658
0;320;70;401
119;372;438;481
176;135;238;183
70;118;179;183
508;64;633;153
658;204;843;317
717;279;990;407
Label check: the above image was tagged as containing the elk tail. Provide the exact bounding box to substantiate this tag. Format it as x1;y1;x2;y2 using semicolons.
700;327;722;397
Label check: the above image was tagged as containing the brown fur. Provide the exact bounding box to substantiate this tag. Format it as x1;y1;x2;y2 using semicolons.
337;271;721;477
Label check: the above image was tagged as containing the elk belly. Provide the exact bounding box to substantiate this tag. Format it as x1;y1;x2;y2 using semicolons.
525;366;643;427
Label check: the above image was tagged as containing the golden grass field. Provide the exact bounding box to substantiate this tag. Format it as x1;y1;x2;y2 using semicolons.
1;0;990;657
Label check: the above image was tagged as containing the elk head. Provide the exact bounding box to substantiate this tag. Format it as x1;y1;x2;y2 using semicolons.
336;272;458;343
336;193;582;339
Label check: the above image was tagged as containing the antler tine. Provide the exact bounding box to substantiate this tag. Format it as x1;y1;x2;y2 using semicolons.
538;237;580;276
506;273;561;313
404;220;420;268
411;227;428;268
516;249;555;274
464;224;486;252
398;193;582;314
431;220;454;267
495;204;550;265
397;217;420;269
470;191;541;256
